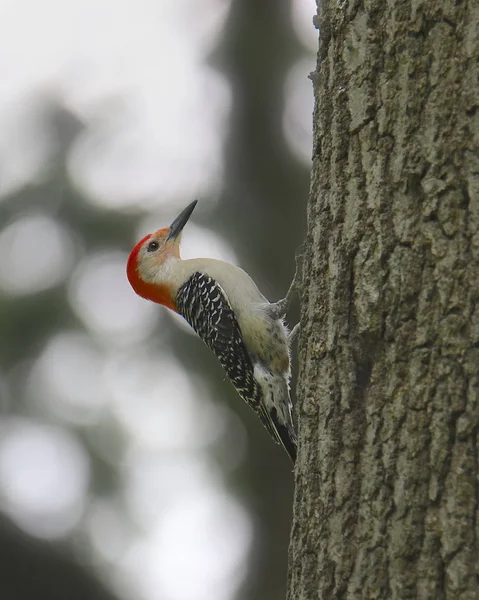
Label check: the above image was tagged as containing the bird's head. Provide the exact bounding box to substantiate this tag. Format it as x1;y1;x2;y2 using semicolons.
126;200;197;309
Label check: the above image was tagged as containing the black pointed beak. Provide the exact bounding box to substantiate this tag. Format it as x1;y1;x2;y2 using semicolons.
167;200;198;241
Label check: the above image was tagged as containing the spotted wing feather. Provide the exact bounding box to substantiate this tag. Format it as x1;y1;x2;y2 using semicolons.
176;272;281;443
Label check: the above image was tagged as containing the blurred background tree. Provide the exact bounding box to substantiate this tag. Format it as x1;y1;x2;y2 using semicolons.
0;1;315;600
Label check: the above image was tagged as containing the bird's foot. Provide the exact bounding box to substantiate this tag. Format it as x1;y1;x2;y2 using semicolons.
267;248;304;320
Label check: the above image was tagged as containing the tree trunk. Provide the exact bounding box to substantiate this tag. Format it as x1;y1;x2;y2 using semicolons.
288;0;479;599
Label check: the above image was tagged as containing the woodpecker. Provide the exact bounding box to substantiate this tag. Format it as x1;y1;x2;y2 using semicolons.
126;200;299;461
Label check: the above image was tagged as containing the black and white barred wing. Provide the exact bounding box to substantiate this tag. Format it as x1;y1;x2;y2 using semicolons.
176;272;281;443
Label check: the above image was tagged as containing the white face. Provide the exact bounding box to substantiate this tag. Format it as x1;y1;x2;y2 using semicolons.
136;228;181;283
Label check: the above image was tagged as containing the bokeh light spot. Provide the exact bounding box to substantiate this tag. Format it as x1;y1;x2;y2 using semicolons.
87;498;134;563
0;213;74;295
27;331;107;424
105;350;212;450
0;418;89;538
68;65;230;210
123;451;221;527
292;0;318;52
283;57;315;164
68;251;159;343
121;491;252;600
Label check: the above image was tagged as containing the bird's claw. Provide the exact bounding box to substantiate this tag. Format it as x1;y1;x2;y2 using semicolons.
268;249;304;320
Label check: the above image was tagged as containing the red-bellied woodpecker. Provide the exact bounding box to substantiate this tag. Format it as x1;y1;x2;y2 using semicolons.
126;200;299;461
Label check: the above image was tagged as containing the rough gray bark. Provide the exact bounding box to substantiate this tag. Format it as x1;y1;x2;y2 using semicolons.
288;0;479;599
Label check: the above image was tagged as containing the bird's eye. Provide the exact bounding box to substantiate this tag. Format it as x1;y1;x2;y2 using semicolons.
147;241;159;252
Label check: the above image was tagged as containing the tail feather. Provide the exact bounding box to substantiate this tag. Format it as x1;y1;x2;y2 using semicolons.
252;364;297;462
270;411;297;462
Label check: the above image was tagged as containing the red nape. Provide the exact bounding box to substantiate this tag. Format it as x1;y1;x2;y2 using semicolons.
126;234;177;312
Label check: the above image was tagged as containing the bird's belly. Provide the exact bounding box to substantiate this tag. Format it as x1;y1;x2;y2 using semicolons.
238;313;290;374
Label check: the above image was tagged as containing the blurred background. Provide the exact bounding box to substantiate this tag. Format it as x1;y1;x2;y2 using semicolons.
0;1;315;599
